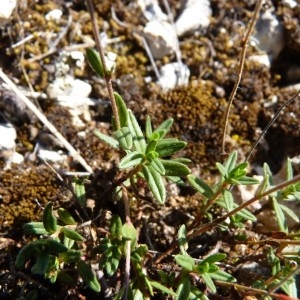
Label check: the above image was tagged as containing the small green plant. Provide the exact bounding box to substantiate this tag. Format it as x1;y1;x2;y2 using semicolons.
16;202;101;292
93;88;190;205
14;1;300;299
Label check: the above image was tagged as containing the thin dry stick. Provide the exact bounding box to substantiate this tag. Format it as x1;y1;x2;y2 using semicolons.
0;69;93;173
85;0;121;129
215;280;291;300
245;90;300;161
221;0;262;157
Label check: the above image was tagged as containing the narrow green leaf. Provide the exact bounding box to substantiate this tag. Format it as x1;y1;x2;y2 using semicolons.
281;278;297;298
127;110;146;152
216;201;257;221
60;249;81;263
153;118;173;139
118;151;144;169
255;163;272;196
150;281;176;296
279;203;299;223
64;235;75;249
86;48;104;77
23;222;48;235
114;92;128;127
172;157;192;165
146;138;158;154
222;190;233;211
190;286;209;300
272;197;287;232
113;127;133;150
145;115;153;139
142;165;166;204
77;260;101;293
15;243;38;269
62;227;84;242
31;252;49;274
110;215;123;240
122;223;137;242
156;139;187;157
43;239;68;253
43;202;58;234
94;130;119;149
57;208;76;225
167;176;186;186
187;175;214;199
231;176;260;185
160;159;190;177
74;178;86;207
216;162;228;179
286;158;293;180
202;253;226;264
150;157;165;175
224;151;237;172
201;273;216;293
106;254;121;276
178;225;188;255
209;270;236;282
175;275;191;300
175;254;195;271
229;162;248;178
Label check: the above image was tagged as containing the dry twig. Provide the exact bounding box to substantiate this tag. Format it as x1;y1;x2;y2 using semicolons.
221;0;263;157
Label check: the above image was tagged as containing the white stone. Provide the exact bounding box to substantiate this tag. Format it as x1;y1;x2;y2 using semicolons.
38;149;65;163
249;54;271;68
11;151;24;164
282;0;297;8
157;62;190;90
47;76;92;99
45;9;63;22
144;20;177;59
0;0;16;19
137;0;168;21
175;0;211;37
252;8;285;61
0;123;16;150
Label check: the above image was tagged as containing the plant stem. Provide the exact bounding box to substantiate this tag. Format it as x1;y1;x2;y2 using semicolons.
85;0;121;129
245;89;300;161
221;0;262;157
215;280;290;299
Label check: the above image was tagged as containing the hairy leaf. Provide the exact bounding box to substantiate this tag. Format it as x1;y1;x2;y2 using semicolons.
118;151;144;169
62;227;84;242
160;159;190;177
175;254;195;271
114;92;128;127
142;165;166;204
23;222;48;235
94;130;119;149
43;202;58;234
86;48;104;77
57;208;77;225
127;110;146;152
155;139;186;157
187;175;214;199
113;127;133;150
77;260;101;292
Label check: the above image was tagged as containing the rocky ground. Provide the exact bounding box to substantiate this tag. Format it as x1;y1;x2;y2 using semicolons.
0;0;300;299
